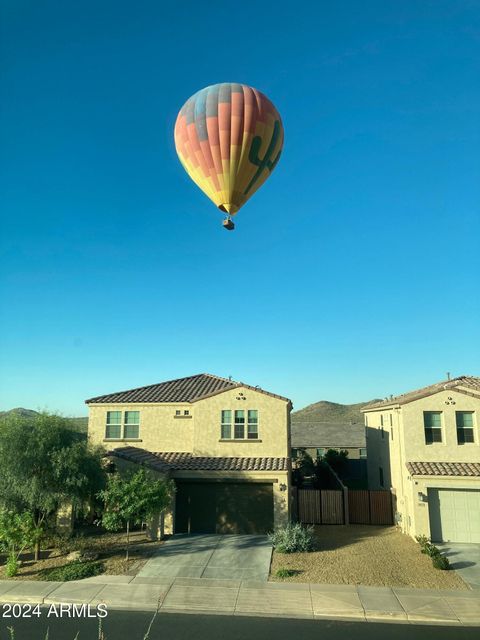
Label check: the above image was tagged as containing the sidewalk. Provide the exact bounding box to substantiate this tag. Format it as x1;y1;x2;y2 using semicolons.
0;576;479;626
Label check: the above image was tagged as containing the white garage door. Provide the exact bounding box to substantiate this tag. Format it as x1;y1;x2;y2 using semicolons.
428;489;480;543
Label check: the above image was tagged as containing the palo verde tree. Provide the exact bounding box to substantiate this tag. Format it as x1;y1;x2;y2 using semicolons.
97;468;174;561
0;412;106;560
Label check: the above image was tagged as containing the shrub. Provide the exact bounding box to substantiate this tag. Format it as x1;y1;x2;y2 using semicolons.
423;543;441;558
5;554;19;577
275;568;297;579
39;560;104;582
432;555;450;570
269;523;315;553
415;535;429;549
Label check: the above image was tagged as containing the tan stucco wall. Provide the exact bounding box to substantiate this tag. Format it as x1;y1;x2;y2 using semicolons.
88;403;194;452
87;386;290;459
364;388;480;538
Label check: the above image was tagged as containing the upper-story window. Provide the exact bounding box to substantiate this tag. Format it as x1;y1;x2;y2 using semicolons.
380;415;384;427
365;415;368;427
389;414;393;426
316;447;326;458
359;448;367;459
424;411;442;444
220;409;259;440
106;411;140;439
456;411;475;444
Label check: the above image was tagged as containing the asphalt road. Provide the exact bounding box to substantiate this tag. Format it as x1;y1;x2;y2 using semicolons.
1;610;479;640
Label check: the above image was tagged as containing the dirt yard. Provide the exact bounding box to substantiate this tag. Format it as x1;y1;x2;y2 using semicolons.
270;525;468;590
0;530;164;581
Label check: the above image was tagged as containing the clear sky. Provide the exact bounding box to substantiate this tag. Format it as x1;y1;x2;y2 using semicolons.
1;0;479;416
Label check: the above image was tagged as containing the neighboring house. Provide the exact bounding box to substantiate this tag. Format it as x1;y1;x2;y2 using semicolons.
86;373;292;537
363;376;480;544
291;421;367;482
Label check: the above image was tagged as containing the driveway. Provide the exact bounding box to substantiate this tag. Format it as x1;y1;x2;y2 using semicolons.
437;543;480;590
136;534;272;581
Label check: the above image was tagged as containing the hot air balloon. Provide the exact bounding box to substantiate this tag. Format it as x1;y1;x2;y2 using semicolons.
174;83;284;230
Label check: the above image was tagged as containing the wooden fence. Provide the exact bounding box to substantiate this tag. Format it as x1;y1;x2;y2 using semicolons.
295;488;393;526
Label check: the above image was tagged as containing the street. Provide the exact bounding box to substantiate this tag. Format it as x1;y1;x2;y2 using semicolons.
2;610;478;640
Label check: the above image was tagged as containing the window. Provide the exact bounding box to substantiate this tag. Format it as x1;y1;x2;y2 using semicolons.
381;427;384;439
184;410;190;416
359;448;367;459
424;412;442;444
380;415;384;426
456;412;475;444
365;415;368;426
221;410;232;439
379;467;384;487
105;411;140;439
389;414;393;426
124;411;139;439
175;410;181;416
106;411;121;439
292;448;299;460
391;428;394;441
316;448;326;458
247;410;258;439
234;410;245;439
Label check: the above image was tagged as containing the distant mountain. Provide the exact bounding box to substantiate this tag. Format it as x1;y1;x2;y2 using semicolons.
0;408;88;433
292;400;381;424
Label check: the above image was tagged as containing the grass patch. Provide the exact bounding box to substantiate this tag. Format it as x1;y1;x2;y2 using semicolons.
38;560;104;582
275;568;299;579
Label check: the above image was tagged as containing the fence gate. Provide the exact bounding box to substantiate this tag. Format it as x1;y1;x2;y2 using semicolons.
296;488;393;526
348;490;393;525
297;489;344;524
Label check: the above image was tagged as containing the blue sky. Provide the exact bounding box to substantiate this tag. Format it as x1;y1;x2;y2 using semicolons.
1;0;479;416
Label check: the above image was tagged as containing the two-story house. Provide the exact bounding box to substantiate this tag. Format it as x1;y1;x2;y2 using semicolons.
363;376;480;544
86;373;292;537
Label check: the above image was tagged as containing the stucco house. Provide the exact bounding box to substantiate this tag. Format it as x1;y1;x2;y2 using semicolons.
363;375;480;543
291;421;367;484
86;373;292;537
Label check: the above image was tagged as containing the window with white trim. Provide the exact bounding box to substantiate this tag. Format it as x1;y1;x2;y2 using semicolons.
456;412;475;444
105;411;140;439
424;411;442;444
220;409;259;440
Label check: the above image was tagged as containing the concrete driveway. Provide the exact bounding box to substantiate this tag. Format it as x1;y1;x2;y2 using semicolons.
437;543;480;590
136;534;273;582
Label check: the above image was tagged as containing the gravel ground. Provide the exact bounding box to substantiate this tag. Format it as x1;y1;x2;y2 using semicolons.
270;525;469;590
0;530;164;580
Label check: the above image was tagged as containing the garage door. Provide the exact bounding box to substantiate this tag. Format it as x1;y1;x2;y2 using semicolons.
428;489;480;543
175;482;274;535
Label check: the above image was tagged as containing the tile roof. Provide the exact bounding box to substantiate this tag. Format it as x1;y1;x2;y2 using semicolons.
363;376;480;411
86;373;290;405
406;461;480;477
108;446;289;472
291;422;366;448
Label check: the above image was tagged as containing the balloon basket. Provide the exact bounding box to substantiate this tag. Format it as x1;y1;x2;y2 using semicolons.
222;218;235;231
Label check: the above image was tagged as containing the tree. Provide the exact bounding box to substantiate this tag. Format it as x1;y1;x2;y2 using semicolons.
324;449;349;475
0;509;39;576
0;412;106;559
97;468;174;560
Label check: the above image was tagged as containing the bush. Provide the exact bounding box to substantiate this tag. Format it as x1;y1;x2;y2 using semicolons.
39;560;104;582
275;568;297;579
415;535;429;549
269;523;315;553
423;543;441;558
5;554;19;577
432;555;450;570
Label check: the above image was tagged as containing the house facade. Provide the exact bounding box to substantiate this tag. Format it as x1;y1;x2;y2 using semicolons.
86;373;292;537
291;421;367;485
363;376;480;543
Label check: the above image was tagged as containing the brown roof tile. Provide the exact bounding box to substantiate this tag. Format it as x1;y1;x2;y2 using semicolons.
86;373;290;405
406;461;480;477
108;446;289;472
363;376;480;411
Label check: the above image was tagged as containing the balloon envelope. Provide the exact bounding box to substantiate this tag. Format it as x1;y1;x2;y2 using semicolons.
174;83;284;216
